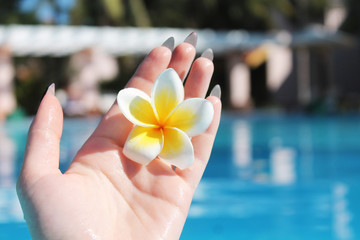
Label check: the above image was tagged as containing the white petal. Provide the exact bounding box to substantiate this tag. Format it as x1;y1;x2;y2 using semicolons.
158;127;194;169
166;98;214;137
151;68;184;124
117;88;158;127
123;126;164;165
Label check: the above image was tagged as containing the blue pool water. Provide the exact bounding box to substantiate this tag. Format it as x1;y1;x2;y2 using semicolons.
1;113;360;239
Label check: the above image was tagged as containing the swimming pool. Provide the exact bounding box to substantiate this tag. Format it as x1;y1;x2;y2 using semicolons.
1;113;359;239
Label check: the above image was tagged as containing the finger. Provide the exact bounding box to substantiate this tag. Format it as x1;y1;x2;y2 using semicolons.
168;32;197;80
19;84;63;183
176;96;222;189
90;45;173;146
184;50;214;99
126;45;173;94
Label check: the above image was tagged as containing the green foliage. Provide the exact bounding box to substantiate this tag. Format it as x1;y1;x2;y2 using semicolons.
341;0;360;33
0;0;38;24
71;0;110;25
144;0;327;30
70;0;151;26
103;0;125;23
1;0;330;29
0;1;19;24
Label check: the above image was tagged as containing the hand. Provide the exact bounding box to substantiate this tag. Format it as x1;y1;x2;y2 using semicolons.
17;34;222;240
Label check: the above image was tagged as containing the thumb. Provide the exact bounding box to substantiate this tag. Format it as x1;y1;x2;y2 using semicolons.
20;83;63;184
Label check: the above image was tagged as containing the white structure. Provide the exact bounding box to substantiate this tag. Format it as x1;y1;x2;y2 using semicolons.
325;0;347;32
0;25;351;57
0;25;353;108
0;25;285;57
229;57;251;108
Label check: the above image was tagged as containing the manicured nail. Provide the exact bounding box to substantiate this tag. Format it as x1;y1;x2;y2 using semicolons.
184;32;197;47
41;83;55;100
210;84;221;99
47;83;55;95
201;48;214;61
40;83;55;102
162;37;175;51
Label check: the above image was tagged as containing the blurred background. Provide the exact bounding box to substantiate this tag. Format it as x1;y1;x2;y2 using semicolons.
1;0;360;239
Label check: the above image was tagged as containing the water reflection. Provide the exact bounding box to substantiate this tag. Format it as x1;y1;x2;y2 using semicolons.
298;123;314;181
232;120;251;168
333;183;353;240
270;147;296;185
0;125;23;223
232;119;297;185
0;126;16;187
1;116;360;240
188;116;360;239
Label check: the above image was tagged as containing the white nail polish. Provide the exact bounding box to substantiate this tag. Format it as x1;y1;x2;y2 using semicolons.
47;83;55;95
184;32;197;47
201;48;214;61
210;84;221;99
162;37;175;51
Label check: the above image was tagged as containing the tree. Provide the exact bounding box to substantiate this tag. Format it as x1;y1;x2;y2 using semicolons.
70;0;151;26
0;0;37;24
144;0;327;31
341;0;360;34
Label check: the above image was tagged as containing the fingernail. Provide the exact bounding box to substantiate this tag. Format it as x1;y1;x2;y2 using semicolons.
184;32;197;47
47;83;55;95
41;83;55;101
210;84;221;99
201;48;214;61
162;37;175;51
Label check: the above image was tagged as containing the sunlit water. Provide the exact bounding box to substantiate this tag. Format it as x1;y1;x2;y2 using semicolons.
1;113;359;240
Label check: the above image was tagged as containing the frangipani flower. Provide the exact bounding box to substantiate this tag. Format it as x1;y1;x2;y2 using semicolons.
117;68;214;169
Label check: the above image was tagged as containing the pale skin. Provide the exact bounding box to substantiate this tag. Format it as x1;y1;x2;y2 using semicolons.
16;37;222;240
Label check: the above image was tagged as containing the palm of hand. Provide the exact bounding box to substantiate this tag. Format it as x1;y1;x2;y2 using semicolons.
17;38;221;240
28;143;193;239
